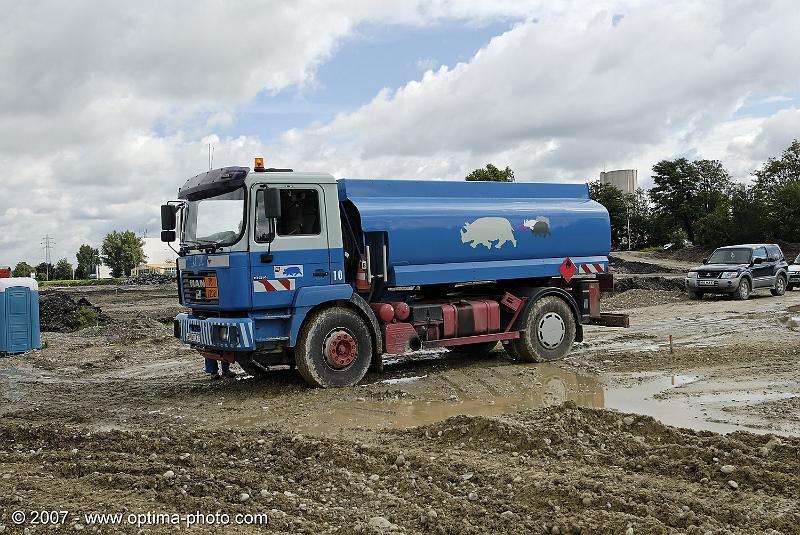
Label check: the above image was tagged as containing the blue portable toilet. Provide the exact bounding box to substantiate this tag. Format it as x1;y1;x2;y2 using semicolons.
0;278;41;355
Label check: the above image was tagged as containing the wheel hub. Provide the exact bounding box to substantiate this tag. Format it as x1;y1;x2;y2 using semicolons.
537;312;565;349
324;330;358;369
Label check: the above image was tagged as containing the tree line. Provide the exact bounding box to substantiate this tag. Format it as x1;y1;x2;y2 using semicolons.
589;140;800;249
12;231;146;280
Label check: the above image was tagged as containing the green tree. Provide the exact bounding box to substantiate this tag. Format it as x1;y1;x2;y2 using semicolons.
35;262;54;280
466;164;514;182
12;261;34;277
728;184;764;244
752;139;800;241
589;181;628;248
770;181;800;242
75;244;101;279
101;231;145;277
625;188;655;249
54;258;73;280
649;158;733;244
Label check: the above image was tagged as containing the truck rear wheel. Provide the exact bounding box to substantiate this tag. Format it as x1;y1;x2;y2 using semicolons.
295;307;373;388
510;296;576;362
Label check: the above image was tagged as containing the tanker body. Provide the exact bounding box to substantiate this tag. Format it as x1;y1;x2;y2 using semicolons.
161;159;627;388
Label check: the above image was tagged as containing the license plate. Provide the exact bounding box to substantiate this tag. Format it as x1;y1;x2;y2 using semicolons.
185;332;201;343
698;280;715;286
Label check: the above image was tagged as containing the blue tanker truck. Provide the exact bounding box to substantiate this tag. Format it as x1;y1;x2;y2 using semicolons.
161;159;627;387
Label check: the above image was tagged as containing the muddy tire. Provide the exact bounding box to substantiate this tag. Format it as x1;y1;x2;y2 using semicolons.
771;275;787;297
734;278;751;300
295;307;372;388
236;354;268;377
687;290;704;300
510;296;576;362
454;341;498;356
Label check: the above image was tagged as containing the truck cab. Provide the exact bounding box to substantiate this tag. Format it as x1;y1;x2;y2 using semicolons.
163;160;626;387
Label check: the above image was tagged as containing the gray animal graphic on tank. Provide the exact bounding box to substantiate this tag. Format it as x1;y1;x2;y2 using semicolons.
460;217;517;249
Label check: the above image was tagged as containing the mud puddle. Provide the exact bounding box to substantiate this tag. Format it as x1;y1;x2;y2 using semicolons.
222;357;799;437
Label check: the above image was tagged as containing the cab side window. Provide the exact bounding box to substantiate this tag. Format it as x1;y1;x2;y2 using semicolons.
753;247;767;261
255;188;321;242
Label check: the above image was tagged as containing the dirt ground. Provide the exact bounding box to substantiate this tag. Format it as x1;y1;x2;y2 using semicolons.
1;257;799;533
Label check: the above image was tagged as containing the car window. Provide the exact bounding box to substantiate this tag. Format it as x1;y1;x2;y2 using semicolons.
753;247;767;260
766;245;783;261
708;248;751;264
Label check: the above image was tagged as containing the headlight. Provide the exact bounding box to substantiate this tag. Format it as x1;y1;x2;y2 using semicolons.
720;272;739;278
687;271;698;278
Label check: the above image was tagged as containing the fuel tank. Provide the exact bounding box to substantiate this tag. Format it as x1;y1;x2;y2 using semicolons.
338;179;611;287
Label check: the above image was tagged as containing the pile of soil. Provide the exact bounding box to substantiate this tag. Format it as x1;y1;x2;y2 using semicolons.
1;405;797;534
609;254;682;274
614;276;685;293
602;288;688;309
123;272;176;285
39;292;110;332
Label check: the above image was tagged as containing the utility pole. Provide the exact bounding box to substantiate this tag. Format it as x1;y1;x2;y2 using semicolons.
41;235;55;280
208;143;215;170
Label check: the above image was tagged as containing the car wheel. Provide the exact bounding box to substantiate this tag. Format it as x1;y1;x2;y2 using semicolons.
687;290;704;300
295;307;373;388
734;278;751;300
771;275;787;296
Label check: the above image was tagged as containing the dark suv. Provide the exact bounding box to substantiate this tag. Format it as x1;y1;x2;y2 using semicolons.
685;244;789;300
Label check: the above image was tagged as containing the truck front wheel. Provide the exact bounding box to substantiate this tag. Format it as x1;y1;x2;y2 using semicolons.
295;307;373;388
510;296;576;362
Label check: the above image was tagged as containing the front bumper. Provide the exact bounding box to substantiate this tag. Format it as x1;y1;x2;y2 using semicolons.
174;313;255;351
685;277;741;293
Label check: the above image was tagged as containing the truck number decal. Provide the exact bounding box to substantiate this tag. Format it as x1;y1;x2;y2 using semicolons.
333;270;343;281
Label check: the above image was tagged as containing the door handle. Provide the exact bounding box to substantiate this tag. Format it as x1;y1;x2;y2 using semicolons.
313;270;328;277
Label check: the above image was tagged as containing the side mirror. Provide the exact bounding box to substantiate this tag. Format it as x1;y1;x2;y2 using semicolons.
161;204;177;231
161;230;176;243
702;258;708;264
261;188;282;219
753;257;763;264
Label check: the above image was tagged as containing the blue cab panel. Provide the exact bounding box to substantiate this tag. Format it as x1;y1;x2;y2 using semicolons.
338;179;610;286
0;279;41;355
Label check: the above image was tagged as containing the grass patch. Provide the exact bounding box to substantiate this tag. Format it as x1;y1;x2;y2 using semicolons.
39;278;124;288
76;307;99;329
636;246;664;253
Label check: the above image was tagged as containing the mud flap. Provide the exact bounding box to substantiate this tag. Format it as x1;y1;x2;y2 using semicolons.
349;293;384;372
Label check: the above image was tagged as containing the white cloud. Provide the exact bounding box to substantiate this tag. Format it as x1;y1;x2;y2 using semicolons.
1;0;799;266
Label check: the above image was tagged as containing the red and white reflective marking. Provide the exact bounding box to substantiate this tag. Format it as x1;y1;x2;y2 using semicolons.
580;263;606;274
253;279;296;292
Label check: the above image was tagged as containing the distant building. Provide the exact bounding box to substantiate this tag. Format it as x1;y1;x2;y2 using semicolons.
130;237;178;277
600;169;637;195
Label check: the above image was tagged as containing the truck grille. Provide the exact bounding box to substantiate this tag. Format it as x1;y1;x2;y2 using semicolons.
699;272;721;279
181;271;219;305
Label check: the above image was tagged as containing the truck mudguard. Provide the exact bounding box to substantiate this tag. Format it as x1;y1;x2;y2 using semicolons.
287;284;354;346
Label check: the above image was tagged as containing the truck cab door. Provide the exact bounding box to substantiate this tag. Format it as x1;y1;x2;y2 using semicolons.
250;184;331;308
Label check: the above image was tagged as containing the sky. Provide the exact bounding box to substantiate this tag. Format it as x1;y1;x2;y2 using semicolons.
1;0;799;267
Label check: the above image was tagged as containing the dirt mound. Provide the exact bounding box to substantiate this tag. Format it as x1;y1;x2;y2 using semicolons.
602;288;688;309
123;272;176;285
614;276;685;293
609;254;682;274
39;292;110;332
1;405;797;534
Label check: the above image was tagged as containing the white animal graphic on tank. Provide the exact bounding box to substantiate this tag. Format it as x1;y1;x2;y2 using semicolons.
460;217;517;249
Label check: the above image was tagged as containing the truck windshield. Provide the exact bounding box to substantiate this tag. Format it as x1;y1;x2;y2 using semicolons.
708;248;751;264
182;187;245;248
